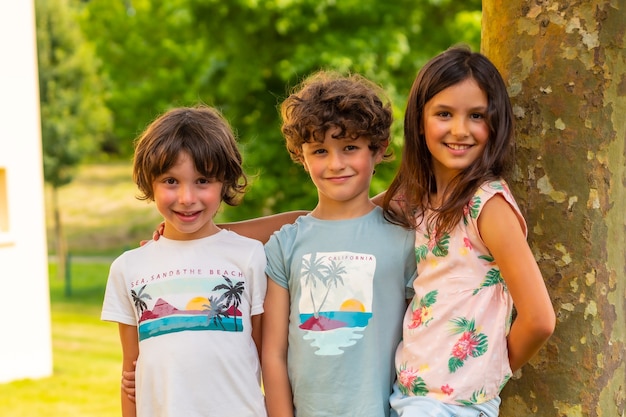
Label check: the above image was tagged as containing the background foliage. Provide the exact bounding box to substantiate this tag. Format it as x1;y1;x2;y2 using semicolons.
38;0;481;226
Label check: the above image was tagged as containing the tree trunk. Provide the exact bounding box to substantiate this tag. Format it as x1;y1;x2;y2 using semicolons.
482;1;626;416
52;185;67;282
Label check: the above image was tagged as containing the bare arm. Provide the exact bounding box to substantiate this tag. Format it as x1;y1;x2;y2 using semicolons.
261;279;294;417
479;195;556;372
220;211;307;244
146;211;308;245
371;191;385;207
119;324;139;417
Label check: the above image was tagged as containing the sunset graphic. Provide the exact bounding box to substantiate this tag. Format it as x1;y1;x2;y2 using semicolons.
132;276;246;341
298;251;376;355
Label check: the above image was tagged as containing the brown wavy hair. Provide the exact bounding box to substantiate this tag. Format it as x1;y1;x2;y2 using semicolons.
132;105;247;206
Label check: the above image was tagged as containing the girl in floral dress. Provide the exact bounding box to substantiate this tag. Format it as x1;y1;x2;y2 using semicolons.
382;46;556;416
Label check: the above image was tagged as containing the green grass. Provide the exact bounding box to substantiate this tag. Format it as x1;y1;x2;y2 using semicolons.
2;162;242;415
0;258;121;415
45;162;164;257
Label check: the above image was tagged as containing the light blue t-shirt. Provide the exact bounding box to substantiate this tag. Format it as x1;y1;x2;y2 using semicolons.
265;207;417;417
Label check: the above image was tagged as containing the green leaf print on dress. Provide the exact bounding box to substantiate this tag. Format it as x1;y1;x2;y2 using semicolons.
456;387;489;406
396;363;428;396
408;290;438;329
463;195;482;226
415;231;450;263
472;254;507;295
447;317;488;373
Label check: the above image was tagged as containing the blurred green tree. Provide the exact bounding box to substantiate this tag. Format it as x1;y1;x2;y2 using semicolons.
80;0;480;220
36;0;112;278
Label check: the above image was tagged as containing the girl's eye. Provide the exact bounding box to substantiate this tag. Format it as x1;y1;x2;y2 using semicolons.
163;177;177;185
437;111;451;118
470;113;485;120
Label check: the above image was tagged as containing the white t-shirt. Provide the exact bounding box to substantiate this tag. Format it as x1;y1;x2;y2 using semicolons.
102;230;267;417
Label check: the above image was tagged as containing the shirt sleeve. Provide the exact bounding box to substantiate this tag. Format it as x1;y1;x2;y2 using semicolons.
246;240;267;316
475;180;527;237
101;254;137;326
264;228;291;289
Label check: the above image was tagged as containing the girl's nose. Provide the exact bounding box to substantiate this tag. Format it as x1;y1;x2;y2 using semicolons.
452;118;470;138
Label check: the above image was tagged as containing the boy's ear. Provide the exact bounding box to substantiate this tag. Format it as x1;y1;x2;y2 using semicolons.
375;140;389;162
297;153;309;172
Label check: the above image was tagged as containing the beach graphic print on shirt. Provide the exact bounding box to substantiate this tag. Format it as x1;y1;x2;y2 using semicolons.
298;251;375;356
132;273;247;341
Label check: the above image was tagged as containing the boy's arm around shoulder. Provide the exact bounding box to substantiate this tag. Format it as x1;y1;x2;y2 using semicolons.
479;194;556;372
222;211;308;244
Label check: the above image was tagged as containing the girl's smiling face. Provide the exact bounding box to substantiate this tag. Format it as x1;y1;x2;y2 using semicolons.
422;77;490;184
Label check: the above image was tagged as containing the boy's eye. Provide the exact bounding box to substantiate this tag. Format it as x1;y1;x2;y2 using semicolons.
312;148;327;155
163;177;177;185
197;178;215;184
345;145;358;151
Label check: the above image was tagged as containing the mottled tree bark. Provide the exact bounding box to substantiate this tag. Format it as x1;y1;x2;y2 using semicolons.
482;1;625;416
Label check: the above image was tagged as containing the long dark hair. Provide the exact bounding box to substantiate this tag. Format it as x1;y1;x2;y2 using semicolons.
383;45;514;235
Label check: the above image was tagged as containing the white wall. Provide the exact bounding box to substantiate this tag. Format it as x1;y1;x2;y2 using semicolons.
0;0;53;383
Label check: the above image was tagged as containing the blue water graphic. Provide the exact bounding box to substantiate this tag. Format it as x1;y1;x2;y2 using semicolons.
139;315;243;340
299;311;372;328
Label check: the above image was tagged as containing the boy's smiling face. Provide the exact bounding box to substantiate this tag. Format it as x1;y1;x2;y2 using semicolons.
153;151;223;240
301;127;385;218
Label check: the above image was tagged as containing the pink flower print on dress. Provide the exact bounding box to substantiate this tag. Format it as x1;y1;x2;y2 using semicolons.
408;305;433;329
451;331;480;361
441;384;454;396
408;290;438;329
396;364;428;396
447;317;488;373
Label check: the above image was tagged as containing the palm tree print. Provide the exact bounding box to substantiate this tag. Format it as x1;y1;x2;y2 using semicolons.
213;276;244;331
301;253;329;318
131;285;152;315
448;317;488;373
300;253;350;318
203;295;228;330
315;259;346;315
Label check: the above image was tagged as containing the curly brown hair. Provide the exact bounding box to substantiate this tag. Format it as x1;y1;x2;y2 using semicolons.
280;70;393;164
132;105;247;206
